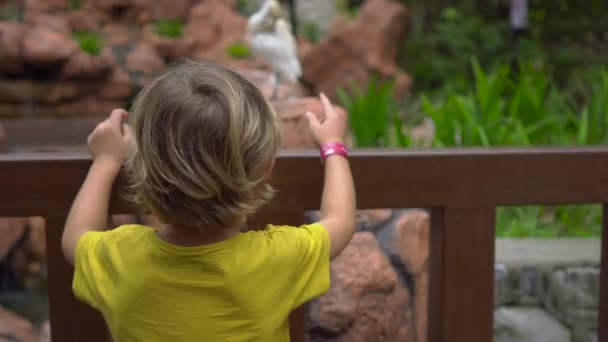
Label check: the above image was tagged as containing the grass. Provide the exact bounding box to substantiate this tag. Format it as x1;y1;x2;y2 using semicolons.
337;77;409;148
1;2;21;21
227;43;251;59
302;22;320;43
73;31;102;56
343;61;608;238
69;0;82;10
154;19;183;38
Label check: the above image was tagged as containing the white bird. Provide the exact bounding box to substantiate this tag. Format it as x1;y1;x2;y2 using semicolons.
246;0;302;99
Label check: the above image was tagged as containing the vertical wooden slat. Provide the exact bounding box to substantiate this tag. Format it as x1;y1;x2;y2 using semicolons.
428;207;496;342
247;209;308;342
600;204;608;341
428;208;444;342
45;215;109;342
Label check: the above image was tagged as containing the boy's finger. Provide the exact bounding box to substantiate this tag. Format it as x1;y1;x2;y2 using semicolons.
305;111;320;128
122;123;134;141
109;109;128;128
319;93;336;117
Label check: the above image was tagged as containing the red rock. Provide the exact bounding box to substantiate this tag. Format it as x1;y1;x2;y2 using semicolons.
270;97;347;149
61;47;115;80
87;0;151;24
25;13;71;35
309;232;413;341
0;22;26;75
0;218;27;262
23;23;77;67
99;66;133;100
102;22;135;45
0;306;39;342
0;123;6;151
392;210;429;275
68;8;100;32
45;96;125;117
40;320;51;342
391;209;430;342
0;79;95;104
60;47;116;80
356;209;393;231
301;0;412;99
24;217;46;262
186;0;247;60
147;0;196;20
24;0;69;16
407;117;435;148
142;24;195;61
125;42;166;75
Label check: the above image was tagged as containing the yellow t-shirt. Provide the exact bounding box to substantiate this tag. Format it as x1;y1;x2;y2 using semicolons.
73;223;330;342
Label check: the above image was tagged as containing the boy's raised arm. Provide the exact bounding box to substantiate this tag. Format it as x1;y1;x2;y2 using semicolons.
306;94;356;260
62;109;132;265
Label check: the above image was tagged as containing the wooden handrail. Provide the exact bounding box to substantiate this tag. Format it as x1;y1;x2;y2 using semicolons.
0;148;606;341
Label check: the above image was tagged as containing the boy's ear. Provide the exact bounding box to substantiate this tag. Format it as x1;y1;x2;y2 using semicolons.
264;158;275;180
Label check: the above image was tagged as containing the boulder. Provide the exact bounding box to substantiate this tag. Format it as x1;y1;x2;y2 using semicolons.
543;266;599;341
0;79;96;104
309;232;413;342
68;8;101;32
270;97;346;149
99;66;133;100
85;0;152;25
125;42;166;75
301;0;412;99
0;123;6;151
186;0;247;61
60;46;116;80
147;0;196;20
390;209;430;342
142;24;196;61
494;307;571;342
22;21;77;68
0;218;27;262
0;22;26;75
0;306;40;342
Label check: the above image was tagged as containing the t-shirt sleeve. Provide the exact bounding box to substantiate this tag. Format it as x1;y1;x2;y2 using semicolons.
72;231;104;309
268;223;331;309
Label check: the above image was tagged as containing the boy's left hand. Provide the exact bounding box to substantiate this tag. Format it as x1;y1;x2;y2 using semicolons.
87;109;132;171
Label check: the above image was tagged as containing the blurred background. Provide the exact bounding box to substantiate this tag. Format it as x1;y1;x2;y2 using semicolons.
0;0;606;341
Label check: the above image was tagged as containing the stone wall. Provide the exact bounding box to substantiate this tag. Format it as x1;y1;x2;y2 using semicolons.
494;239;600;342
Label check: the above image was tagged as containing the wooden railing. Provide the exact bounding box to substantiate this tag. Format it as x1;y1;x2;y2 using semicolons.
1;148;607;342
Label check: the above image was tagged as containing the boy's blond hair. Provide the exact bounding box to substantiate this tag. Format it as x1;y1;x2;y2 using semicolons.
126;61;281;229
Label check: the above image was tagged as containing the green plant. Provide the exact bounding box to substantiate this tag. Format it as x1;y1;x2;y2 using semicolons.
227;43;251;59
73;31;102;56
497;205;602;238
421;58;584;147
154;19;183;38
302;22;320;43
1;2;21;21
69;0;82;10
235;0;249;15
337;78;408;148
568;69;608;145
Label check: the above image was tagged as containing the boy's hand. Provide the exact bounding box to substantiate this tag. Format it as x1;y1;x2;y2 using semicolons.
87;109;132;171
306;93;347;147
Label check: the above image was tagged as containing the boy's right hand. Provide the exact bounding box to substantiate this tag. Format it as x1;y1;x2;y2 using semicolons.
306;93;347;147
87;109;132;172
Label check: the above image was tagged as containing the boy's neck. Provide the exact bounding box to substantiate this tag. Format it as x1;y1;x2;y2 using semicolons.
156;222;243;247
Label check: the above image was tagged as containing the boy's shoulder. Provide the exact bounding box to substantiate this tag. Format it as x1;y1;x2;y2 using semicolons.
83;224;154;244
243;223;328;243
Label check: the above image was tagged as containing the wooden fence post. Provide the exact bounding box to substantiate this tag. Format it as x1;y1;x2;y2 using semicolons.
428;207;496;342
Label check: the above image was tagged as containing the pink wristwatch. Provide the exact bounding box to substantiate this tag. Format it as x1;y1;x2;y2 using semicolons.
320;142;349;162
